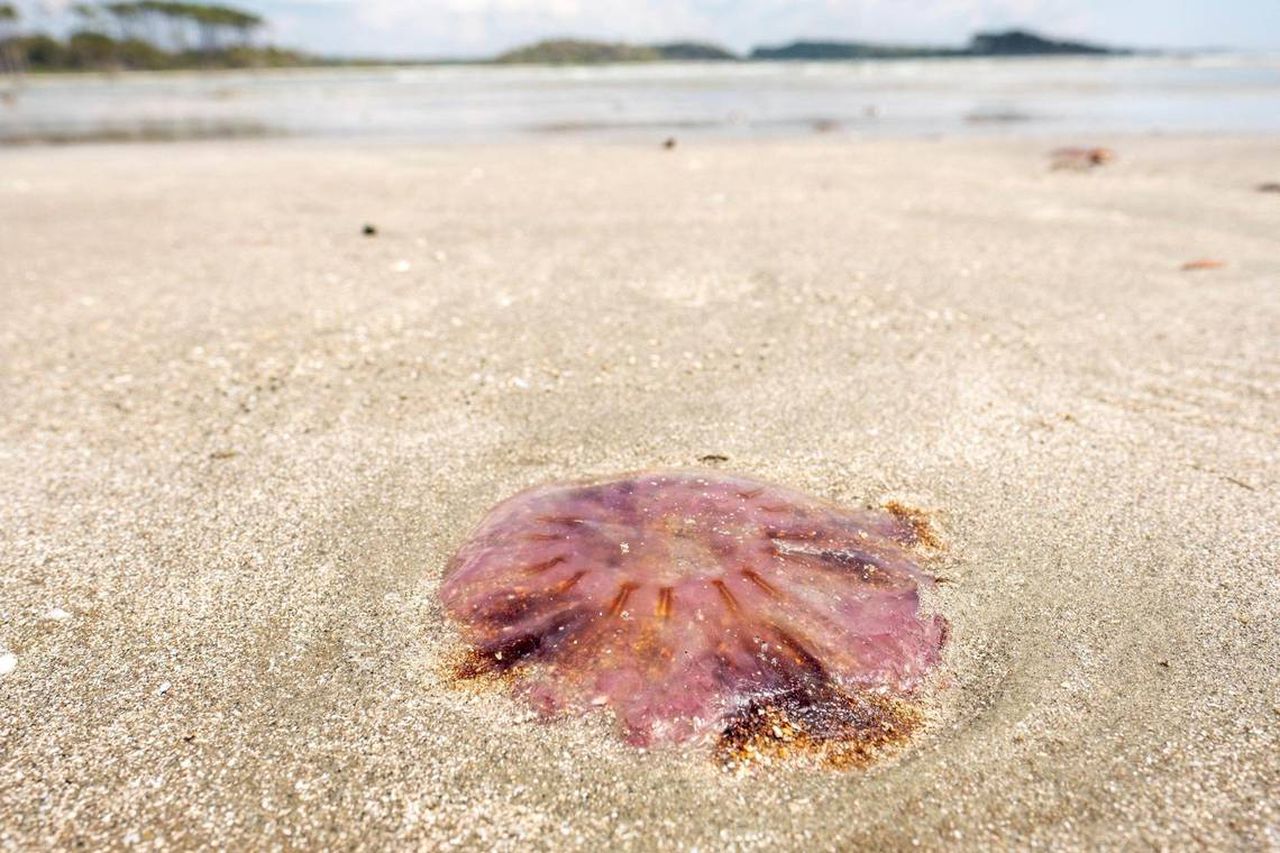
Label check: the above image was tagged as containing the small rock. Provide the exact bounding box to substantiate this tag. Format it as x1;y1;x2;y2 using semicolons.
662;137;677;150
0;651;16;677
362;223;378;236
44;608;72;622
1256;182;1280;193
156;681;172;696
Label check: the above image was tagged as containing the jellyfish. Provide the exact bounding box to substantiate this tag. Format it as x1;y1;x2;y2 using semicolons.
440;471;948;767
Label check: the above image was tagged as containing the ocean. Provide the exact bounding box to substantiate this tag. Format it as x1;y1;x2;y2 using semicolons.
3;53;1279;144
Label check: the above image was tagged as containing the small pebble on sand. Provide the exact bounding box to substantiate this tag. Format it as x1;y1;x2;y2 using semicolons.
1051;146;1115;170
1181;259;1226;271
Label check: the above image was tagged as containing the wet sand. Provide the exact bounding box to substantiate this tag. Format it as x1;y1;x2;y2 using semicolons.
1;136;1277;849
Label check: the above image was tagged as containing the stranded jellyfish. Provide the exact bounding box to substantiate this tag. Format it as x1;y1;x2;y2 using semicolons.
440;471;948;768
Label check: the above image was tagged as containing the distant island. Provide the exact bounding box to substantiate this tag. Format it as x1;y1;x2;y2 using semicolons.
968;30;1118;56
750;30;1122;60
495;39;736;64
0;2;1130;75
494;30;1125;65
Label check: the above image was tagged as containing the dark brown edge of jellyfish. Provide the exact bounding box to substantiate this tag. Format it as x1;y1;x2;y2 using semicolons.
438;471;950;770
882;500;945;550
714;684;927;771
708;608;939;771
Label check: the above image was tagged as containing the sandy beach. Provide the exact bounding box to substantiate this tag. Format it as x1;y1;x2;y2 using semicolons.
1;135;1277;849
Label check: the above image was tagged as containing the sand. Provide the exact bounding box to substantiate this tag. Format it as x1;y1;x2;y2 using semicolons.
0;136;1277;850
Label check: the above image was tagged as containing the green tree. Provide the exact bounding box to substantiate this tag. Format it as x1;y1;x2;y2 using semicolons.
71;3;108;34
1;3;21;77
16;1;285;71
67;30;117;68
19;34;66;69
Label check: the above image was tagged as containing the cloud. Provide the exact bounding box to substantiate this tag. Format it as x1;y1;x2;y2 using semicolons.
346;0;717;53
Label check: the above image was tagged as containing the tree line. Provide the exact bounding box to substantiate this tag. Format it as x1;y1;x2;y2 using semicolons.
0;1;303;71
72;2;262;52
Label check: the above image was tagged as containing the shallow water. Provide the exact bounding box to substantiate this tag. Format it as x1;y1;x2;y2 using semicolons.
2;53;1279;144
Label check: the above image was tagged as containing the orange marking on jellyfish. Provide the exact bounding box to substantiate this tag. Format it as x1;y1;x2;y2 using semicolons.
656;586;674;620
537;515;588;527
525;555;566;574
555;570;587;593
608;582;638;617
741;569;779;598
712;579;740;613
774;528;820;541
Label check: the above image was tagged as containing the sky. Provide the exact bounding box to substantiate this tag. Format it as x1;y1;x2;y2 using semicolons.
26;0;1280;58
